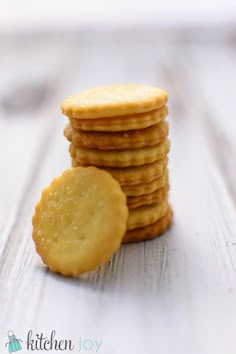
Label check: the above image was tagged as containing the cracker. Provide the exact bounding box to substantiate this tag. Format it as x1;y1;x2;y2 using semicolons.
70;106;167;132
32;167;128;276
127;199;168;230
72;158;168;185
123;206;173;243
69;139;170;167
72;157;168;186
64;121;169;150
61;85;168;119
127;185;169;209
122;170;168;196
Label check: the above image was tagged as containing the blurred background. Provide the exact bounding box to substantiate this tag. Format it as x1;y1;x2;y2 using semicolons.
1;0;236;32
1;2;236;353
0;0;235;212
0;0;235;114
1;0;236;254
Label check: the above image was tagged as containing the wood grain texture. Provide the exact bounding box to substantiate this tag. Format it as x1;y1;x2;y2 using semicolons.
0;35;236;354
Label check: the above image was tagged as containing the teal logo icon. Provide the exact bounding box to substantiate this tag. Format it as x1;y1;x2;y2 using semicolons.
5;331;23;353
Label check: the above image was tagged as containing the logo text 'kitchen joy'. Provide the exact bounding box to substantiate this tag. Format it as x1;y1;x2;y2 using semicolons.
5;331;102;352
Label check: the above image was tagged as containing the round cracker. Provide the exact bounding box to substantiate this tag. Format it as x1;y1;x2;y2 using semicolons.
72;157;168;186
32;167;128;276
70;106;167;132
69;139;170;168
64;121;169;150
122;170;168;196
127;185;169;209
62;85;168;119
123;206;173;243
127;199;169;230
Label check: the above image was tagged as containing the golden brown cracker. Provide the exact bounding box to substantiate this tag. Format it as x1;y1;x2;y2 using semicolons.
32;167;128;276
64;120;169;150
69;139;170;168
62;85;168;119
72;157;168;186
69;106;168;132
127;185;169;209
122;170;168;196
123;206;173;243
127;199;168;230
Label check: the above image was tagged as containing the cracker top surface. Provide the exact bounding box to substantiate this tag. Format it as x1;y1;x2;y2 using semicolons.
61;85;168;119
32;166;128;276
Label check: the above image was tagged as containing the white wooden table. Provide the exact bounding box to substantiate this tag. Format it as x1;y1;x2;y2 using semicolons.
0;33;236;354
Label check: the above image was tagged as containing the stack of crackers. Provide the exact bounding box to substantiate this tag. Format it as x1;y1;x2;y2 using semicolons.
62;85;173;243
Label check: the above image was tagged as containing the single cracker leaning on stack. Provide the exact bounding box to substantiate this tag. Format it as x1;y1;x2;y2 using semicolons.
62;84;173;242
32;167;128;276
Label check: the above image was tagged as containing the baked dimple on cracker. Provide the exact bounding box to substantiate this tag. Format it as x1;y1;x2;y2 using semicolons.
62;85;168;119
32;167;128;276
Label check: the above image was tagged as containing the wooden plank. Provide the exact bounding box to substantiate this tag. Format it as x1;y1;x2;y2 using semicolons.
0;38;236;354
185;44;236;207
